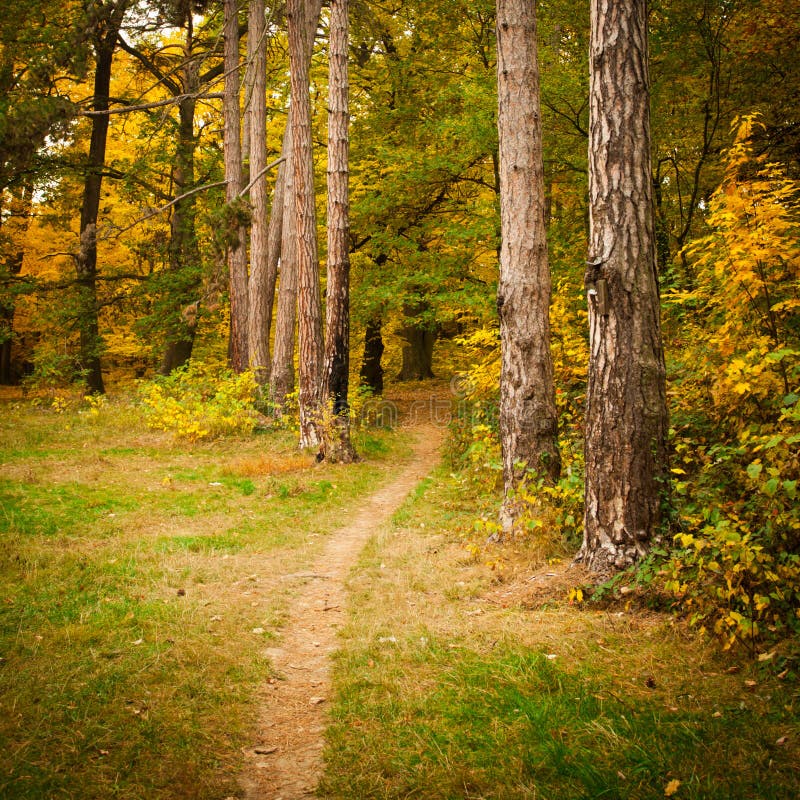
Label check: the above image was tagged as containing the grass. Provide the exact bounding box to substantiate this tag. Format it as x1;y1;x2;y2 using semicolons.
0;393;410;799
322;465;800;800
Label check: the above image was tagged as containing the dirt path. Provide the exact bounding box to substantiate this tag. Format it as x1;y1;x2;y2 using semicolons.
238;425;443;799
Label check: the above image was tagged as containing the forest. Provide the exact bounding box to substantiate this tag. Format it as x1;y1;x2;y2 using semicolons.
1;0;799;798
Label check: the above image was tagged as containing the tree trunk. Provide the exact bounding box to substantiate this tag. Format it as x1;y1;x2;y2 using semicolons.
268;0;324;407
576;0;669;573
76;6;130;394
322;0;357;462
287;0;324;450
359;315;384;395
223;0;249;373
269;151;298;408
160;33;201;375
0;179;32;384
247;0;270;384
397;312;436;381
495;0;560;526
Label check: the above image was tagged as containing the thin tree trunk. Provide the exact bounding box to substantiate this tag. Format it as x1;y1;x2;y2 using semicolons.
322;0;357;462
161;26;201;375
268;0;324;406
0;181;32;384
496;0;560;530
223;0;249;372
576;0;669;573
270;149;298;407
75;3;130;394
287;0;324;449
247;0;270;383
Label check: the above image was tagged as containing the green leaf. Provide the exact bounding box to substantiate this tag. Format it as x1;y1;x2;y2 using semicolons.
746;462;763;480
782;480;797;500
763;478;779;497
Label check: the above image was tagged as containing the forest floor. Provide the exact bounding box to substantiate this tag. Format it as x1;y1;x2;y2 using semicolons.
0;383;798;800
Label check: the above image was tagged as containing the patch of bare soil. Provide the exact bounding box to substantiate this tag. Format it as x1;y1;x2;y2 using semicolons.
237;425;443;800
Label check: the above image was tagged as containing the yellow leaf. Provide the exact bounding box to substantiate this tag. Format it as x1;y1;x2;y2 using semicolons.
665;779;682;796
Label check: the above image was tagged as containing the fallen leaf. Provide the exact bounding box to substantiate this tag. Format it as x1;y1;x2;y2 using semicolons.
309;696;325;705
744;679;758;689
757;651;775;662
176;588;186;597
131;638;144;646
253;745;278;755
775;736;788;746
712;711;723;718
209;615;222;622
251;627;265;635
664;778;681;796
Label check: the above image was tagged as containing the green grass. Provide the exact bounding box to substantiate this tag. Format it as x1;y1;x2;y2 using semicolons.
322;466;800;800
0;395;410;799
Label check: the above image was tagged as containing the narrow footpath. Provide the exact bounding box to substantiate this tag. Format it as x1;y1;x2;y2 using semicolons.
238;425;443;799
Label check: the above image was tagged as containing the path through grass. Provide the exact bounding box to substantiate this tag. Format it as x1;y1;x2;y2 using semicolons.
0;395;408;799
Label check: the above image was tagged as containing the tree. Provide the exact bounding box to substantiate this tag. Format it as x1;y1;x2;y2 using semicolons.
246;0;270;384
287;0;324;449
576;0;669;573
322;0;357;462
495;0;560;530
116;1;222;375
76;0;133;393
269;0;323;407
223;0;248;373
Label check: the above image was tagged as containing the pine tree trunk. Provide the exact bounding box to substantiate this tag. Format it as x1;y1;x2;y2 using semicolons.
270;150;298;408
223;0;249;373
322;0;357;462
576;0;669;573
247;0;270;384
268;0;324;408
496;0;560;527
287;0;324;449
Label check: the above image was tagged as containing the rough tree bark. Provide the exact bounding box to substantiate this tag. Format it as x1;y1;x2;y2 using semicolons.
246;0;270;384
287;0;324;449
223;0;249;372
75;1;131;393
496;0;560;528
322;0;357;462
576;0;669;573
269;0;324;407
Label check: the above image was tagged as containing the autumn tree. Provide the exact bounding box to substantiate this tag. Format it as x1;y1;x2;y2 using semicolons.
223;0;248;372
269;0;323;407
116;0;222;374
287;0;324;448
77;0;133;394
495;0;560;529
576;0;669;572
322;0;357;462
246;0;270;384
